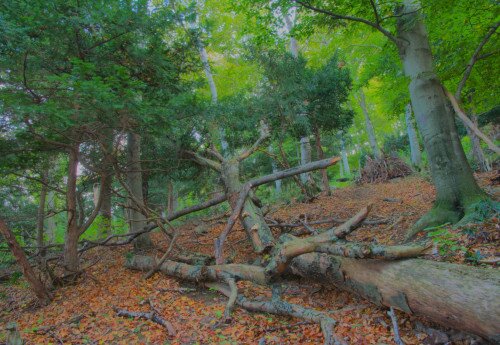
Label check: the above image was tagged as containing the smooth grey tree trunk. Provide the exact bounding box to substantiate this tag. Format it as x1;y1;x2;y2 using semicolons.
126;132;152;250
285;11;315;188
198;41;229;155
397;0;487;236
404;103;422;168
467;115;490;172
358;89;382;159
268;145;281;194
340;133;351;176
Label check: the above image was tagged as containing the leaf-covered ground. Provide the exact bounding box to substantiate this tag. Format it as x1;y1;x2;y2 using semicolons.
1;173;498;344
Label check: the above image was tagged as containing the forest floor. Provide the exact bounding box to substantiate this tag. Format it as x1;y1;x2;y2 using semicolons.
1;172;498;345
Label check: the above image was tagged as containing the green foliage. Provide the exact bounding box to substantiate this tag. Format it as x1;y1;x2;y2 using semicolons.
426;224;466;257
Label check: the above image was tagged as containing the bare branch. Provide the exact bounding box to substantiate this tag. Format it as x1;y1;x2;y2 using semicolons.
456;21;500;100
78;174;108;236
444;87;500;154
184;150;222;171
237;121;271;162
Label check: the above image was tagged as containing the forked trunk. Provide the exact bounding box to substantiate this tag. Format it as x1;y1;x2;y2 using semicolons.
221;159;274;253
397;0;487;234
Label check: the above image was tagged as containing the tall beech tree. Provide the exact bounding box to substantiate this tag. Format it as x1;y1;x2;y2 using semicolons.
251;0;495;234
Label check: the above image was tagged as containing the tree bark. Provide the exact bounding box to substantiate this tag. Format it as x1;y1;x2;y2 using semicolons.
46;191;57;244
290;254;500;342
198;40;229;155
404;103;422;168
98;171;112;237
63;145;80;272
396;0;488;236
166;180;178;217
467;116;490;172
358;89;382;160
268;145;282;194
285;10;317;191
98;134;113;237
0;219;52;305
314;127;330;194
340;133;350;176
126;132;152;250
36;165;49;257
220;158;275;254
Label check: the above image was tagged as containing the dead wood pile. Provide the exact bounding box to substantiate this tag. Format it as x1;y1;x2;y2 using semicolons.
360;156;412;183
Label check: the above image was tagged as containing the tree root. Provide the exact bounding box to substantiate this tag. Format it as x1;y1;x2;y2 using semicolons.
206;282;345;345
404;207;461;241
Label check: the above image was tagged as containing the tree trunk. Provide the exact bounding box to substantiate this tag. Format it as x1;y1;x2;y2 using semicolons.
63;145;80;273
285;11;316;191
291;254;500;342
0;219;52;305
46;191;57;244
166;180;178;217
397;0;488;235
198;40;229;155
358;89;382;160
405;103;422;168
126;132;152;250
268;145;282;194
220;158;274;253
314;127;330;194
340;133;350;176
467;115;490;172
36;166;49;257
98;171;112;237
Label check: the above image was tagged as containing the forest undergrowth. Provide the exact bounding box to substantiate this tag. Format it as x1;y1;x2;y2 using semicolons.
1;173;498;345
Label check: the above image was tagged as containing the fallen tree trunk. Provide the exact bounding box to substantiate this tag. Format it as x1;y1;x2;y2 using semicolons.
128;253;500;341
126;205;500;342
290;254;500;342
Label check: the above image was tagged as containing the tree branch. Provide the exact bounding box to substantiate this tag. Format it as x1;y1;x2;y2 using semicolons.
444;87;500;154
455;21;500;100
215;157;341;264
185;150;222;171
237;122;271;162
78;174;108;236
294;0;400;45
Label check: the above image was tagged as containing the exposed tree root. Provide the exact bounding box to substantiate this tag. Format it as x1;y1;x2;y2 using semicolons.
404;206;461;241
405;199;499;241
205;282;345;345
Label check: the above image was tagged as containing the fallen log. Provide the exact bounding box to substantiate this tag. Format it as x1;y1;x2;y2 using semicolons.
125;206;500;342
290;254;500;342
